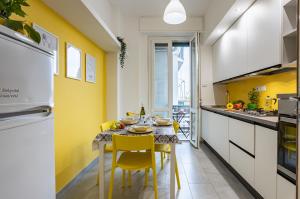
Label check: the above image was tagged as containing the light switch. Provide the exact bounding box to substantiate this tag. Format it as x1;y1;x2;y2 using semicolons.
256;85;267;92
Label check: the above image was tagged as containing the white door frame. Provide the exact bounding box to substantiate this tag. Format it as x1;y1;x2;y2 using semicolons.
189;33;201;148
148;37;191;117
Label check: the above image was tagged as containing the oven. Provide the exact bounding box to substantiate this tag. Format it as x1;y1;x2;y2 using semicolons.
277;94;297;184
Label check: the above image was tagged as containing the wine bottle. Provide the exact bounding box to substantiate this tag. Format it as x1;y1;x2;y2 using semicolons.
140;105;145;121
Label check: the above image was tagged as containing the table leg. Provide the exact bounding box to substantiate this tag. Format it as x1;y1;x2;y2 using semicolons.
170;144;176;199
98;142;105;199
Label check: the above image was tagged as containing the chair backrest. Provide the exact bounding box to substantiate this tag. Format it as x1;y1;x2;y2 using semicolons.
100;121;117;132
173;121;180;134
112;134;154;151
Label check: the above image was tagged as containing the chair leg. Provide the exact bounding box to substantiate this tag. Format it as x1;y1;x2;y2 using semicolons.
175;158;181;189
128;170;132;187
96;172;99;185
160;152;164;170
152;167;158;199
122;169;126;188
144;168;149;187
108;166;116;199
163;152;166;159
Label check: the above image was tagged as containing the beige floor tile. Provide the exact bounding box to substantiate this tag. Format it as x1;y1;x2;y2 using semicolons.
58;142;254;199
189;184;220;199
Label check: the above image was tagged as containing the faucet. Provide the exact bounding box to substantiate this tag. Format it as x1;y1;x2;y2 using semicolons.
226;90;230;104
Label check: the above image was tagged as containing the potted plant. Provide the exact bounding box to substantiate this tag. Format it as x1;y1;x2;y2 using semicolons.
247;88;259;110
0;0;41;43
117;36;127;68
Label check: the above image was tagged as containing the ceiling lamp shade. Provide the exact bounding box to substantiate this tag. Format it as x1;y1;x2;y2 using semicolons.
163;0;187;25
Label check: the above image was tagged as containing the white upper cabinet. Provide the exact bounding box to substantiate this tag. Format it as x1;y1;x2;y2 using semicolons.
246;0;281;72
212;0;281;82
212;37;225;82
224;14;248;78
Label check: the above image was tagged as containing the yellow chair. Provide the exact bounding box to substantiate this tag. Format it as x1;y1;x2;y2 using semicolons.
109;134;158;199
100;120;117;152
155;121;181;189
98;120;126;185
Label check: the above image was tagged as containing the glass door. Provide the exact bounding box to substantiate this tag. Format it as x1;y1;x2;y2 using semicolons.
189;33;200;148
150;41;173;117
150;38;194;142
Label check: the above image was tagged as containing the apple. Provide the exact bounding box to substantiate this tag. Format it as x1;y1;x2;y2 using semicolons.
119;123;125;129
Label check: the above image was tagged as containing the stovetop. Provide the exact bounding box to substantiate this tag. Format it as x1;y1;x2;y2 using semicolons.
241;109;278;117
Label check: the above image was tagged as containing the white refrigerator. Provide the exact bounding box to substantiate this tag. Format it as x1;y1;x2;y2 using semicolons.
0;26;55;199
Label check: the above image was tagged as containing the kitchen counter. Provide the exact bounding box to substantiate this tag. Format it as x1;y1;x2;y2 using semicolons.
201;106;278;130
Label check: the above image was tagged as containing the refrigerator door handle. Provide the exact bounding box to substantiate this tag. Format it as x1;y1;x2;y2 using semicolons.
0;105;52;119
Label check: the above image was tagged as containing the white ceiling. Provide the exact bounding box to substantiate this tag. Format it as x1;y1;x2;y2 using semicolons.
109;0;211;17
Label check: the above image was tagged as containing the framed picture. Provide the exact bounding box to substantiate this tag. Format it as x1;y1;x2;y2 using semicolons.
86;54;96;83
32;24;59;75
66;43;82;80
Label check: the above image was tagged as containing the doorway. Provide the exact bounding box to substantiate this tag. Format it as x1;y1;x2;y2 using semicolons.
149;36;200;145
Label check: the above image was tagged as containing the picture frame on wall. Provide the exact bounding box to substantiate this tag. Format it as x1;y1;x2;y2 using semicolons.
32;24;59;75
66;43;82;80
86;54;96;83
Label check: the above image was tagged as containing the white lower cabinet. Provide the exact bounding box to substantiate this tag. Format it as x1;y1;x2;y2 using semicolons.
277;174;296;199
229;143;255;186
210;113;229;162
201;110;289;198
229;118;255;155
201;110;229;162
254;126;277;199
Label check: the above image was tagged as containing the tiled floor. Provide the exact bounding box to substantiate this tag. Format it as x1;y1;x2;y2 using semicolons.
177;132;190;141
58;142;254;199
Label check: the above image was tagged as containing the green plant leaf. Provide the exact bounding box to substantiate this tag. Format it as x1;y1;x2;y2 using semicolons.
12;4;26;17
24;24;41;43
4;19;23;31
0;1;5;10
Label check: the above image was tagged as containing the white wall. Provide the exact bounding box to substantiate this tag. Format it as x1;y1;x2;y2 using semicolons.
140;17;204;33
117;16;149;117
106;53;120;120
84;0;121;35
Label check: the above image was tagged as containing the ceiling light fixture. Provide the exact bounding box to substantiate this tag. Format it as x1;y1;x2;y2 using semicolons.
163;0;187;25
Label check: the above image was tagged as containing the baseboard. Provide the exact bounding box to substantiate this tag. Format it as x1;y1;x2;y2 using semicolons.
202;141;263;199
56;158;98;199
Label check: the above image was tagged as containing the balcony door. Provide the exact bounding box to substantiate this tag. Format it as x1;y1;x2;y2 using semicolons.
150;40;173;117
150;37;198;142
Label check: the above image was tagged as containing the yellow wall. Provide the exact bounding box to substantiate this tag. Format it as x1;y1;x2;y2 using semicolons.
226;71;297;109
17;0;106;192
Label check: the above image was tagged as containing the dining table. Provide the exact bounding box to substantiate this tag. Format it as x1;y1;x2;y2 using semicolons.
92;123;181;199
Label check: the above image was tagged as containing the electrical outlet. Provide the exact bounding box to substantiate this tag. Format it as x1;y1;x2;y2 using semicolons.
256;85;267;92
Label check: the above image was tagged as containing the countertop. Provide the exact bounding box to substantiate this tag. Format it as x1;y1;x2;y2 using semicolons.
201;106;278;130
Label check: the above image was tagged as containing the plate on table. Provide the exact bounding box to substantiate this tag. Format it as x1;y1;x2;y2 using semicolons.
120;118;138;125
154;118;172;126
154;122;173;126
128;126;153;134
